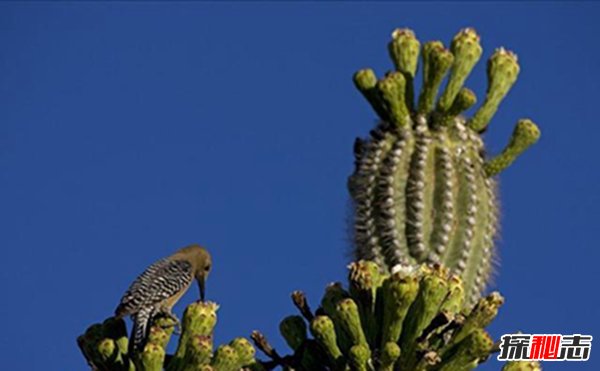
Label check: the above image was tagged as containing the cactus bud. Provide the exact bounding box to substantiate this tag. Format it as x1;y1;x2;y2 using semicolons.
174;301;219;363
399;265;450;368
380;272;419;345
379;342;401;371
484;119;541;176
389;28;420;78
184;335;213;367
141;343;165;371
279;315;307;351
438;28;482;112
229;337;256;366
211;344;239;371
377;72;410;127
445;87;477;120
469;47;520;131
502;361;543;371
309;315;343;367
348;260;384;346
353;68;388;121
389;28;420;110
348;344;371;371
418;41;454;114
335;298;368;349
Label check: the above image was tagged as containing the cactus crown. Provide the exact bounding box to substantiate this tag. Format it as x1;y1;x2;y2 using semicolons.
349;27;540;307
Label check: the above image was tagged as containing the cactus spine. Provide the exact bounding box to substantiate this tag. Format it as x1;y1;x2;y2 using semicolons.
349;28;540;308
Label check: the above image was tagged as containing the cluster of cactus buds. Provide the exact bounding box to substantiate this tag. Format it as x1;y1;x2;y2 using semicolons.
77;301;263;371
349;28;540;308
253;261;539;371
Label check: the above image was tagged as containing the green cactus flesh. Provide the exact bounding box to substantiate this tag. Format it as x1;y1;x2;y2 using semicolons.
349;28;540;308
77;301;263;371
254;261;534;370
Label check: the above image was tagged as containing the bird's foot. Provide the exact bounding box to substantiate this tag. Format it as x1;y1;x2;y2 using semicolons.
158;313;181;334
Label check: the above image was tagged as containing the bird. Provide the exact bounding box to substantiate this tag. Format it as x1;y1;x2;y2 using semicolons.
114;244;212;354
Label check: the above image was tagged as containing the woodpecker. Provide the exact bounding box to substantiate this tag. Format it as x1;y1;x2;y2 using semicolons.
115;244;212;354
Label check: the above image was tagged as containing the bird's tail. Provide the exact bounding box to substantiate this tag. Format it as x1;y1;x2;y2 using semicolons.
128;306;154;356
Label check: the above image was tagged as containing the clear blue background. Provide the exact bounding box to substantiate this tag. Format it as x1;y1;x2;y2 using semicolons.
0;3;598;370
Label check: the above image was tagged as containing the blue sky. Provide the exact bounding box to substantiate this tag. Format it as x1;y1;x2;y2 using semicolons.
0;3;598;370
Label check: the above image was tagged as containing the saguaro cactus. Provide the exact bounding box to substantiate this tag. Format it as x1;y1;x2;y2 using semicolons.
349;28;540;308
251;28;541;371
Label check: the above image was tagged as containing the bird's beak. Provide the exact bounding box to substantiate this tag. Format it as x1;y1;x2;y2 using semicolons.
199;276;206;302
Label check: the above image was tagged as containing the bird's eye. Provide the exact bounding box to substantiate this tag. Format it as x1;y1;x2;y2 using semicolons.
205;265;211;272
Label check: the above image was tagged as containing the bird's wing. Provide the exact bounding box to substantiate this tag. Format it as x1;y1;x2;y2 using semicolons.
115;258;193;317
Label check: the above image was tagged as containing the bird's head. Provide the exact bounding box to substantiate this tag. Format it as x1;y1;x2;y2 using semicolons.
178;244;212;301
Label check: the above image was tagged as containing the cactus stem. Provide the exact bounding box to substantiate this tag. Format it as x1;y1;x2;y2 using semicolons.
250;331;286;365
291;290;314;322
